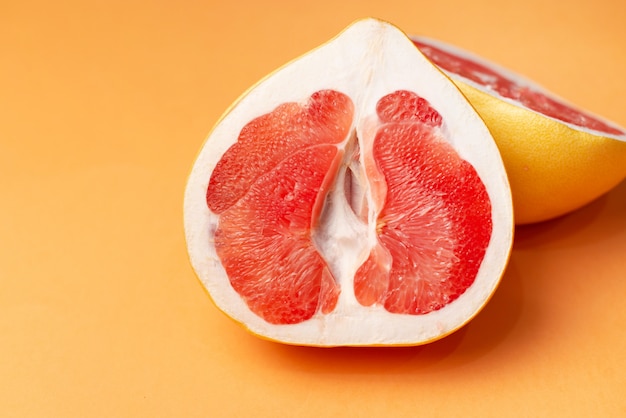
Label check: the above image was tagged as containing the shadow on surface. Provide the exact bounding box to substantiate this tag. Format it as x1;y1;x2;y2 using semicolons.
255;262;524;375
514;178;626;250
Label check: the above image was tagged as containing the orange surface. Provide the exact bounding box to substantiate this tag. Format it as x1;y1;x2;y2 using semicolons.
2;0;626;416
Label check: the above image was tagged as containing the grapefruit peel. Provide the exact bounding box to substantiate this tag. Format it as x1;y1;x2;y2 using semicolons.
184;19;514;346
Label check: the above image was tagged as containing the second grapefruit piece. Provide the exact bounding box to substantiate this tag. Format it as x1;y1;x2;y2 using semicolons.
412;36;626;224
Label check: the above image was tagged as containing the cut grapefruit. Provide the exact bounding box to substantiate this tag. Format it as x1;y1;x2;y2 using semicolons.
412;36;626;224
184;19;513;346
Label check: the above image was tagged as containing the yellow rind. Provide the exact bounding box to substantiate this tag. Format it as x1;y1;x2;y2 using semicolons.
456;82;626;224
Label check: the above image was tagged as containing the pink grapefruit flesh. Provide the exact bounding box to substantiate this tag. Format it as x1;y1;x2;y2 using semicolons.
207;90;355;214
413;39;624;136
354;90;492;314
207;89;493;324
208;90;350;324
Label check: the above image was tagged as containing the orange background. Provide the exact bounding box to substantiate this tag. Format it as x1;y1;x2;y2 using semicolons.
2;1;626;416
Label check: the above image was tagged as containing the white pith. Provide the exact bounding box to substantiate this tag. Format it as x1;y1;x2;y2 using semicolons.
184;19;514;346
411;35;626;142
311;135;369;311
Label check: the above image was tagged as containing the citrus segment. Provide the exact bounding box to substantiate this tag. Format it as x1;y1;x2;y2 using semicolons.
209;90;353;324
355;91;492;314
207;90;354;214
376;89;443;127
215;145;342;324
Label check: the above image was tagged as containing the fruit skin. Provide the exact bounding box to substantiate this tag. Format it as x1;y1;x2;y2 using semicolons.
458;82;626;224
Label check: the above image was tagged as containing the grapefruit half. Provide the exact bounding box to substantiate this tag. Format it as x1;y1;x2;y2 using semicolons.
412;36;626;225
184;19;514;346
